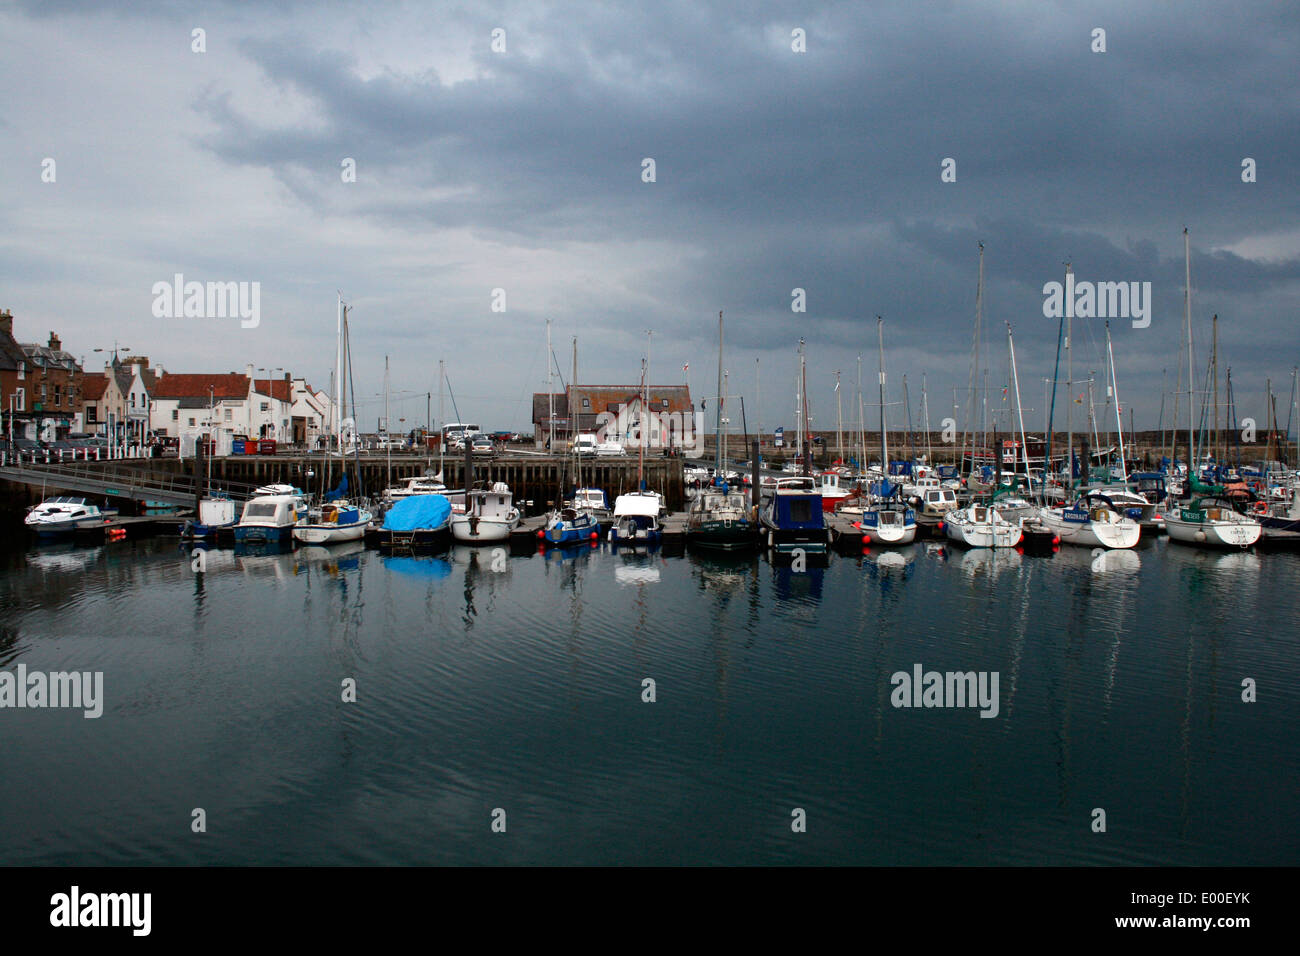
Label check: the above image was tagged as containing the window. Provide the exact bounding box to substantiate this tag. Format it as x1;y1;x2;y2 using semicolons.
16;365;23;380
225;408;232;421
129;393;134;408
662;399;668;408
260;402;269;412
15;388;24;411
172;410;179;421
188;418;196;427
582;398;590;408
87;406;97;423
54;385;62;405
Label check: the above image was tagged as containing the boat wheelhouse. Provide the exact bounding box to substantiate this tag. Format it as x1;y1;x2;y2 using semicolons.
758;477;829;553
234;494;307;543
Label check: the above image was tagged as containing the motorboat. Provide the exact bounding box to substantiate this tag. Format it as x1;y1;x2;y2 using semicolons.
449;482;521;543
234;493;307;543
293;500;373;544
24;497;119;536
685;487;754;550
758;476;829;554
609;490;664;545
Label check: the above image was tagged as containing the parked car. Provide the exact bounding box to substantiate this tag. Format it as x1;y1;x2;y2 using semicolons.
470;435;496;458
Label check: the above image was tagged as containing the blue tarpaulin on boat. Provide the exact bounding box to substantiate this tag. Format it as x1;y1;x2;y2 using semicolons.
381;494;451;531
324;473;348;500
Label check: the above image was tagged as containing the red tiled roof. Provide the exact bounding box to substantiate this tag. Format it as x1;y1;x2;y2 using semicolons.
253;378;292;401
153;373;250;400
82;374;109;401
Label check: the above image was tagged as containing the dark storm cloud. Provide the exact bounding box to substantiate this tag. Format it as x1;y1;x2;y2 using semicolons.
3;0;1298;427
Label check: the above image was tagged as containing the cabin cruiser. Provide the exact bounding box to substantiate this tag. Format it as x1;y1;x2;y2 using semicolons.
293;500;373;544
758;476;829;553
910;486;959;520
685;487;754;550
609;490;664;545
24;497;118;536
234;493;307;543
570;487;612;525
185;495;238;538
382;474;447;503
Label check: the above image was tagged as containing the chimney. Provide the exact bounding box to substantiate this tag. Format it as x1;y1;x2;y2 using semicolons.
48;331;61;351
0;309;12;336
245;363;254;381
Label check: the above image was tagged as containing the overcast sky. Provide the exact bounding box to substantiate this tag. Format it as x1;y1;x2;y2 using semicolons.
1;0;1297;437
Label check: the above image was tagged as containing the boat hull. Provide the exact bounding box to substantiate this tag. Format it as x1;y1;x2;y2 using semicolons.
686;521;755;550
450;515;517;543
1038;510;1140;549
1165;515;1261;548
942;519;1022;548
294;523;368;544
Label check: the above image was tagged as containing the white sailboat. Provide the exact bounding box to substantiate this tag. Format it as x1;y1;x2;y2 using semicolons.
1164;230;1261;549
1036;265;1140;550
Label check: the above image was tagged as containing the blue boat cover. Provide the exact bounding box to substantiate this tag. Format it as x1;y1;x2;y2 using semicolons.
325;473;349;500
382;494;451;531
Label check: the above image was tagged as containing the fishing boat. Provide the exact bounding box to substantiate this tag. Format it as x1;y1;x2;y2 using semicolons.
1165;494;1261;548
24;497;119;536
450;482;521;543
1254;485;1300;547
293;500;373;544
758;476;829;553
943;502;1023;548
185;494;238;538
609;490;664;545
686;485;754;550
368;493;452;550
234;493;307;543
542;506;601;546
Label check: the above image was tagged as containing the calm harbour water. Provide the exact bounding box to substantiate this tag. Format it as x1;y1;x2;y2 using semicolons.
1;534;1296;866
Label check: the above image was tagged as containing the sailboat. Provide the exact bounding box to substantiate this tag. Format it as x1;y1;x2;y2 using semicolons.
1163;230;1261;549
758;340;830;553
1036;265;1140;549
852;319;916;546
542;336;603;547
686;311;756;550
297;297;373;543
610;335;665;545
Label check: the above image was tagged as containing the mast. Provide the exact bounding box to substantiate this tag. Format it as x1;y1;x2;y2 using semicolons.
384;354;391;490
903;374;914;465
755;357;761;469
797;338;807;473
1106;323;1128;484
921;372;932;465
1065;263;1074;495
1211;314;1220;467
1007;322;1032;491
856;353;864;471
336;293;343;457
572;337;579;493
962;242;984;478
438;359;445;479
877;316;888;471
1185;228;1195;482
546;318;554;452
641;328;652;490
834;370;843;466
715;310;724;475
